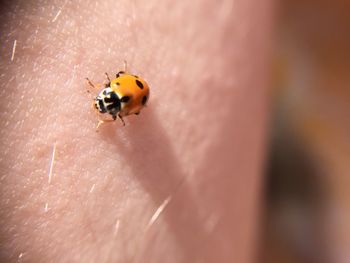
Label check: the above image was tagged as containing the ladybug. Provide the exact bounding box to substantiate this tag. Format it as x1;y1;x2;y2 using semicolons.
86;64;150;129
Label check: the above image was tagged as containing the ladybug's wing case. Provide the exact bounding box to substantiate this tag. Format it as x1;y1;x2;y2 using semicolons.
110;75;150;116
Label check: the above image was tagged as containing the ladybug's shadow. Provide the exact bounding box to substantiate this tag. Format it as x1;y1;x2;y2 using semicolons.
100;109;205;260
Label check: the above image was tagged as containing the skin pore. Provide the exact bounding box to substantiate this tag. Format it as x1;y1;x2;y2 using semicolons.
0;0;271;262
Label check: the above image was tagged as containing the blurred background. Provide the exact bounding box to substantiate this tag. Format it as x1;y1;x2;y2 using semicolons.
263;0;350;262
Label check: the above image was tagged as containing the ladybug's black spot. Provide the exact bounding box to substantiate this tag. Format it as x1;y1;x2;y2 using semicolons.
116;82;120;86
142;95;148;105
135;79;144;89
135;112;140;115
121;96;130;103
133;75;139;78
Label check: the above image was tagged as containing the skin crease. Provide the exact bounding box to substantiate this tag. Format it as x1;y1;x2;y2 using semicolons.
0;0;271;262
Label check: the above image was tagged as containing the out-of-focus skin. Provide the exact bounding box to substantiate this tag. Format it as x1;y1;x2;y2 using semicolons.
0;0;271;262
265;0;350;262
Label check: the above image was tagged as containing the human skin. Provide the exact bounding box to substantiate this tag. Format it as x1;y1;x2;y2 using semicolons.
0;0;271;262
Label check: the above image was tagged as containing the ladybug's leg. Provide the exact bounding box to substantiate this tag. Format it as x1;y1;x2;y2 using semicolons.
85;78;103;93
92;102;105;130
116;60;128;78
95;114;125;131
118;113;126;126
96;118;115;131
91;101;98;111
105;73;111;82
104;73;111;87
116;71;125;78
123;60;128;73
86;78;97;89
